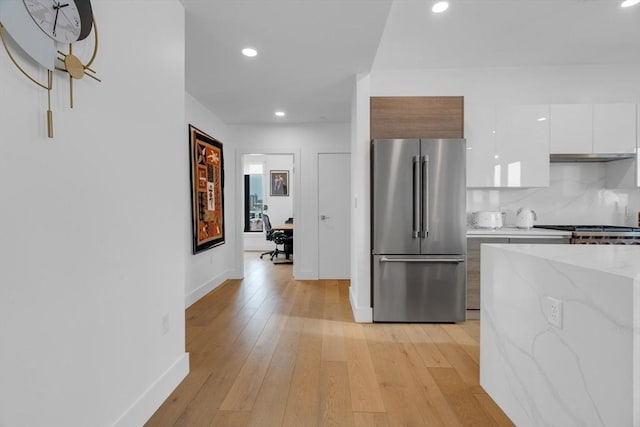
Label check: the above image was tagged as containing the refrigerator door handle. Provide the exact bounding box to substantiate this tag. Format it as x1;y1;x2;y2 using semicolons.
412;155;420;238
379;257;465;263
421;155;429;238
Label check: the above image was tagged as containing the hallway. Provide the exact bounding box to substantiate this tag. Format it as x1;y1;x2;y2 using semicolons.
145;252;512;426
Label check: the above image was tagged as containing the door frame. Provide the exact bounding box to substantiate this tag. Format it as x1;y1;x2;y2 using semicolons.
233;148;300;278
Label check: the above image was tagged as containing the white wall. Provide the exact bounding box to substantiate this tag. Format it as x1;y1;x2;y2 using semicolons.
371;64;640;104
350;64;640;322
0;1;188;426
350;74;373;322
230;123;350;280
184;93;239;308
262;155;295;225
243;154;294;252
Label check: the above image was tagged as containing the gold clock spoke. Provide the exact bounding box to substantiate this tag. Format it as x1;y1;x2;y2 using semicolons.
56;38;100;108
47;70;54;137
83;70;101;82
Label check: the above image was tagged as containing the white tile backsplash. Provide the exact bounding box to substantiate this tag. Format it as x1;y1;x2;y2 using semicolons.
467;163;640;226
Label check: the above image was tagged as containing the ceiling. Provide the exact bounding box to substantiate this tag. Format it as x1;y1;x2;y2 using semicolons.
181;0;640;125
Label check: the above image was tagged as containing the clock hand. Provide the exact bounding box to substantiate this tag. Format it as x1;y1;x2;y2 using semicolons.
52;2;61;36
58;6;77;28
52;3;69;37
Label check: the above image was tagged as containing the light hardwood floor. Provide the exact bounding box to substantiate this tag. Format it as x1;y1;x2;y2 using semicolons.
145;252;514;427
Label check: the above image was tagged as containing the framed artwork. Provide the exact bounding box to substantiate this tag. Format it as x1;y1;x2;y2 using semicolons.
270;170;289;196
189;124;225;253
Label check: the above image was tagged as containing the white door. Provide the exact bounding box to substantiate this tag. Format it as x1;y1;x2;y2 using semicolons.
318;153;351;279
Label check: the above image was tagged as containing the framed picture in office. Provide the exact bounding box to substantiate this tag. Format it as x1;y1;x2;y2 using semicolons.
270;170;289;196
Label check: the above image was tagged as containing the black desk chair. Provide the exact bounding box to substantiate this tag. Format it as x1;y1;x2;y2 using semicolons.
260;214;290;261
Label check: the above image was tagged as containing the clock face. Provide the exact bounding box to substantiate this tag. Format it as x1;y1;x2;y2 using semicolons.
23;0;82;43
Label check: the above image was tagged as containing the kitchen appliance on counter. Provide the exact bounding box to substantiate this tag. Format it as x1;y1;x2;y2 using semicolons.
534;225;640;244
515;208;537;229
471;211;503;229
371;138;466;322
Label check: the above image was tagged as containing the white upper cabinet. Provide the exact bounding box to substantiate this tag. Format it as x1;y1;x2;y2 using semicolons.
550;104;592;154
466;104;549;188
550;103;637;154
593;104;637;153
495;105;550;187
605;104;640;188
465;104;496;187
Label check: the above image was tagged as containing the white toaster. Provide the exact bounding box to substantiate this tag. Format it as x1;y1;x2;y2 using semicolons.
471;211;503;229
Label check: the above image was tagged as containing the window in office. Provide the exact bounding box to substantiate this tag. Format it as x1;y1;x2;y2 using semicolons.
244;168;264;232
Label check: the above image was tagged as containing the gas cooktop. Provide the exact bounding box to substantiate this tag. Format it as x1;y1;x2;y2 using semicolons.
535;225;640;232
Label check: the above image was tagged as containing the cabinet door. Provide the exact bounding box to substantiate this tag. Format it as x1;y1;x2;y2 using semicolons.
508;238;570;244
550;104;593;154
495;105;550;187
605;105;640;188
467;237;508;310
593;104;637;154
465;104;497;187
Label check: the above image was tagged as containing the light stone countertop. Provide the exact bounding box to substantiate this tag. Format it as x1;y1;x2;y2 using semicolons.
495;243;640;279
480;243;640;427
467;226;572;238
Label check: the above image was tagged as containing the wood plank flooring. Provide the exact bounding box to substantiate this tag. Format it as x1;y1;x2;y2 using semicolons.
145;252;513;427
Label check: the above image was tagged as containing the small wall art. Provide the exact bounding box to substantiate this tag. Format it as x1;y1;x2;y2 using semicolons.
270;170;289;196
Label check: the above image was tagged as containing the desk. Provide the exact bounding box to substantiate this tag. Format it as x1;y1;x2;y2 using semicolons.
272;223;293;232
272;224;293;264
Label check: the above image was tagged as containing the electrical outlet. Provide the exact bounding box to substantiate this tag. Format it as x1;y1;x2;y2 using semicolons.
161;314;170;336
547;296;563;329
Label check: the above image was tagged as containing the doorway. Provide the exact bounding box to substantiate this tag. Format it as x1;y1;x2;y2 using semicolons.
241;153;295;262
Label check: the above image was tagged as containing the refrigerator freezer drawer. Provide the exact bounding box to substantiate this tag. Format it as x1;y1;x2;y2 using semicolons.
373;255;466;322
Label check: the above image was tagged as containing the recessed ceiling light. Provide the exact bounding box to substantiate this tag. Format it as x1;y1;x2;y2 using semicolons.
621;0;640;7
537;117;547;121
242;48;257;57
432;1;449;13
275;111;286;117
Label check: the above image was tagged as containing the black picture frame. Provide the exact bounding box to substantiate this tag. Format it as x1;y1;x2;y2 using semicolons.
189;124;225;253
270;170;289;196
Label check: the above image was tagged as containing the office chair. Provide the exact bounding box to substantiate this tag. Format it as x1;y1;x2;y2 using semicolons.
260;214;290;261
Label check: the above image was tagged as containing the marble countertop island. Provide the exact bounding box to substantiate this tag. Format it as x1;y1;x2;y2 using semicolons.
480;244;640;427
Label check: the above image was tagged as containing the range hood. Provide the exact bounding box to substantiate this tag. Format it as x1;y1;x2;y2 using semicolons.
550;153;637;163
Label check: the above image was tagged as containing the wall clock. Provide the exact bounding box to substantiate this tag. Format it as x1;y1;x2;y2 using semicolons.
24;0;94;43
0;0;99;138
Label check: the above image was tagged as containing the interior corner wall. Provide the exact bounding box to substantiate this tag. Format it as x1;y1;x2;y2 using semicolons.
0;1;188;426
230;123;350;280
184;93;238;308
350;74;373;322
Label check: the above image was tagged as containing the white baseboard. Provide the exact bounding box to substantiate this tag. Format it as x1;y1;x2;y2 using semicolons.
349;286;373;323
113;352;189;427
185;272;229;308
294;270;317;280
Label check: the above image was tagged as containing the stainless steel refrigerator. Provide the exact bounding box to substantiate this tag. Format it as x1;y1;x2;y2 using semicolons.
371;138;466;322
